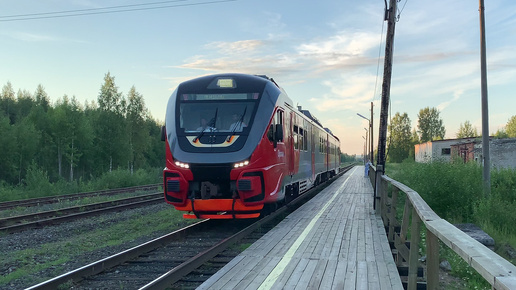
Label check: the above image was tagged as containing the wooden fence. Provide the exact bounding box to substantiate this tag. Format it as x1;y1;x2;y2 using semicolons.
368;165;516;290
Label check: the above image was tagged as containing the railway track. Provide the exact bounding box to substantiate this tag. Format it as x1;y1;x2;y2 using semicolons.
0;184;161;211
26;165;354;290
0;192;163;233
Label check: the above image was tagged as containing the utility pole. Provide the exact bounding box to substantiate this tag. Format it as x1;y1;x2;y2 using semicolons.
479;0;490;196
375;0;397;207
370;101;374;164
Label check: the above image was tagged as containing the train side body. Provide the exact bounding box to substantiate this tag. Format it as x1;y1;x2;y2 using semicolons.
163;73;340;219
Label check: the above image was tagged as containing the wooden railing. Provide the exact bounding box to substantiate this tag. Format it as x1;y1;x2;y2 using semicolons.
368;165;516;290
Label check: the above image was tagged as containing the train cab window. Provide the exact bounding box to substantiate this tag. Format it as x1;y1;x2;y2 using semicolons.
177;93;258;134
268;109;284;143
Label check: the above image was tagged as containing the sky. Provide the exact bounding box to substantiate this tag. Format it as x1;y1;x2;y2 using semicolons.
1;0;515;156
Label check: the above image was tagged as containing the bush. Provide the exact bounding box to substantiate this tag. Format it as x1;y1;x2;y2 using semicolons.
86;168;162;190
25;163;53;197
0;167;163;201
388;161;483;222
475;168;516;236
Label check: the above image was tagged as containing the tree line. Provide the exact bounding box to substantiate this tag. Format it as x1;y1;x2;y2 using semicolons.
386;107;516;163
0;72;165;186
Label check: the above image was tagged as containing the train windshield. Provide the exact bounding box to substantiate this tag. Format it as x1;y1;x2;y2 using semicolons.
177;93;259;134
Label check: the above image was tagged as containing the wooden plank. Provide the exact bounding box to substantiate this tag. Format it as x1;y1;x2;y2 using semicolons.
495;276;516;290
365;212;376;262
426;229;439;290
199;255;258;290
239;256;282;290
283;258;309;289
342;260;357;290
197;255;245;290
269;258;302;290
355;261;368;289
332;259;349;289
356;219;366;261
319;259;338;289
367;261;381;289
306;259;328;289
408;207;422;290
294;258;319;290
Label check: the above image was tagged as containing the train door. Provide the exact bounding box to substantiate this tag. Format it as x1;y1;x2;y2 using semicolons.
310;124;315;181
326;134;329;172
288;111;295;176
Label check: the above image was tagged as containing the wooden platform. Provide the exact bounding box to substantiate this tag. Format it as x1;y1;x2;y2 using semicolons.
199;167;403;289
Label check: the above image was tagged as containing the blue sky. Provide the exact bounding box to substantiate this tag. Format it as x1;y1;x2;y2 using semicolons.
1;0;515;155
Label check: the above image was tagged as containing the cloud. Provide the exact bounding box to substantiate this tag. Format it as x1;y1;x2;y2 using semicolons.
174;29;383;80
437;89;463;111
309;74;377;112
5;31;57;42
204;39;265;55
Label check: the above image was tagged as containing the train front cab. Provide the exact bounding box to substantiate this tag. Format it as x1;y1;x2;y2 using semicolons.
163;110;286;219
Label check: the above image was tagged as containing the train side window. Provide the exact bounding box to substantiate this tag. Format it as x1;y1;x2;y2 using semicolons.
293;125;299;150
298;127;304;151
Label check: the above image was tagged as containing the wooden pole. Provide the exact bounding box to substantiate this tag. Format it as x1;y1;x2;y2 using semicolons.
479;0;491;196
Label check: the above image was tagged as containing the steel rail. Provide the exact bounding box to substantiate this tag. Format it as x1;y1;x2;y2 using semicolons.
0;184;161;210
25;220;211;290
0;193;163;233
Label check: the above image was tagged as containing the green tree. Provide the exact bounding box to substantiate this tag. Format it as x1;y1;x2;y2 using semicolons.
13;118;40;184
456;120;478;138
494;128;509;139
51;96;93;180
417;107;446;142
126;86;150;171
1;82;16;123
0;115;17;183
95;72;129;172
27;88;55;180
506;115;516;138
387;112;413;163
145;117;166;167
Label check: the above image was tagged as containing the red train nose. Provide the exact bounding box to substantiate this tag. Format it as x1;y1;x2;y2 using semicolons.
164;172;189;206
237;175;263;203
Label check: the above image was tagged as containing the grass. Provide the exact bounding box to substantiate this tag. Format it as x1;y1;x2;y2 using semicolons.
0;207;195;288
386;160;516;289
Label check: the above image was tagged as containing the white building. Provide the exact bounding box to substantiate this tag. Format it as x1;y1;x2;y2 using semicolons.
414;138;477;163
415;138;516;170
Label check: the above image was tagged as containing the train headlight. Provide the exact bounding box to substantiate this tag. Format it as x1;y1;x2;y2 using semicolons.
234;160;249;168
174;161;190;169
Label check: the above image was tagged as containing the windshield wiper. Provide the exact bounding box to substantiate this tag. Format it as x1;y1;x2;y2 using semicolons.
226;106;247;142
193;108;218;143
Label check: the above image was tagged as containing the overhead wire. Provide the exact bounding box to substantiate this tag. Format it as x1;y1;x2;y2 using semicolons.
371;18;385;104
397;0;409;21
0;0;237;22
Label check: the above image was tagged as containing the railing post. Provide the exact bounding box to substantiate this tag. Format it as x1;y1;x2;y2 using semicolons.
396;198;411;265
388;187;399;243
375;164;384;215
408;207;422;290
381;178;389;224
426;229;439;290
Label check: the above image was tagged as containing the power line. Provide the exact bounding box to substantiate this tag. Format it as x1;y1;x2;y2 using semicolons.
397;0;409;21
372;16;386;103
0;0;237;22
